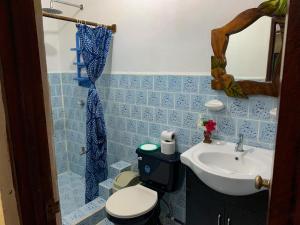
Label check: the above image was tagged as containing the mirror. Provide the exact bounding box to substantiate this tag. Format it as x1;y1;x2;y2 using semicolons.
266;18;284;81
226;16;272;80
211;0;287;98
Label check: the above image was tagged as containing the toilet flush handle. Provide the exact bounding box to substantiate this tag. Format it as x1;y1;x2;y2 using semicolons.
138;156;143;161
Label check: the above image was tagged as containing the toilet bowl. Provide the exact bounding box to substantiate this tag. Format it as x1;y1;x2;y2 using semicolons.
105;184;159;225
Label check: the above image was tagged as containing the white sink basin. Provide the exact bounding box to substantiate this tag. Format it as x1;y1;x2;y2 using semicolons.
180;141;274;196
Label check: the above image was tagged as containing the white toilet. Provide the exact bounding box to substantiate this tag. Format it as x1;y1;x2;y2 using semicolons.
105;147;181;225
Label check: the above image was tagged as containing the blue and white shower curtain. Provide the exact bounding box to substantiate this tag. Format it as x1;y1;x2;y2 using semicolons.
77;24;112;203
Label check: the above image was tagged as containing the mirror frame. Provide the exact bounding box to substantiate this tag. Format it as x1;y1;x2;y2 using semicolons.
211;0;287;98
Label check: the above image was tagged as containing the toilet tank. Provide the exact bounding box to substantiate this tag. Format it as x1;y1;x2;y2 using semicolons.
136;148;182;192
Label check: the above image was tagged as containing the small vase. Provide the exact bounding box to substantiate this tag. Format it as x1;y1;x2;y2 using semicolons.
203;131;212;144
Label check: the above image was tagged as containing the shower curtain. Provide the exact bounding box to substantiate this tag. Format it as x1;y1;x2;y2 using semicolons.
77;24;112;203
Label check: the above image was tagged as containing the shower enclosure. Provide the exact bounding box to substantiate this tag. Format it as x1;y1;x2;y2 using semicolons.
46;33;121;225
48;73;133;225
43;1;121;224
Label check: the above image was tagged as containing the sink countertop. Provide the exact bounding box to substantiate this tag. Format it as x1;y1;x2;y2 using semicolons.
180;140;274;196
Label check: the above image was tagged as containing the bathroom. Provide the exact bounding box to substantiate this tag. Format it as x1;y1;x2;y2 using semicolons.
1;0;299;225
43;0;279;224
43;0;280;224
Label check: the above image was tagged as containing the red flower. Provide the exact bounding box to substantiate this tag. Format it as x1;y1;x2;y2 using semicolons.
204;120;216;133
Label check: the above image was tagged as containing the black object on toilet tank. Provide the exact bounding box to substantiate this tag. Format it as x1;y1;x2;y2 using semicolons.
136;148;182;192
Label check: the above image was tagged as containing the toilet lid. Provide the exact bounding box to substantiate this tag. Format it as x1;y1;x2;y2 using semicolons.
105;184;158;219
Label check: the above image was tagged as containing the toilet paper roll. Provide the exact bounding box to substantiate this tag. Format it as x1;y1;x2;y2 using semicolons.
161;140;175;155
161;130;175;142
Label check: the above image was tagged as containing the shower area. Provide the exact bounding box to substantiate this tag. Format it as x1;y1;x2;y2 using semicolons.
43;1;131;224
49;70;135;225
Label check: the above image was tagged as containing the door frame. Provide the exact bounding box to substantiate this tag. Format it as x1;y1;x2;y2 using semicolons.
0;0;300;224
0;0;59;224
0;63;21;225
267;0;300;224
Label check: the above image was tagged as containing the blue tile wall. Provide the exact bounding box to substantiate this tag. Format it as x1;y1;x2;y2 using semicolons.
168;110;183;127
191;94;207;112
175;94;190;110
60;73;88;177
183;76;198;93
148;92;160;106
48;73;68;174
154;76;168;91
168;76;182;92
61;72;278;169
141;75;154;89
154;108;168;123
51;73;278;224
161;92;175;108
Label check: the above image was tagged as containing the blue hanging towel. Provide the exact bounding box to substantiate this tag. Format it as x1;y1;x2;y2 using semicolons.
76;24;112;203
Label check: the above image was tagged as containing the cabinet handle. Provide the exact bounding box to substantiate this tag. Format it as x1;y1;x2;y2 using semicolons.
217;214;221;225
227;218;231;225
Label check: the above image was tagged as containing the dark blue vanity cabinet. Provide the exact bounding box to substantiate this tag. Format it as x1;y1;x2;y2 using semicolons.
186;168;269;225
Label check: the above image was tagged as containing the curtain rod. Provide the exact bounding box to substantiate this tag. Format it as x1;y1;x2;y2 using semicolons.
42;12;117;33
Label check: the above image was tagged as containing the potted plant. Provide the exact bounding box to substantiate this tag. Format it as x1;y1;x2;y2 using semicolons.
197;115;217;144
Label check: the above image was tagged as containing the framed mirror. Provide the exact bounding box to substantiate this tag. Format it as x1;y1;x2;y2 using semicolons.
211;0;287;98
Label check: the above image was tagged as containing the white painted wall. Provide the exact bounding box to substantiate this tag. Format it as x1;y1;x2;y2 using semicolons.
42;0;265;75
42;13;62;73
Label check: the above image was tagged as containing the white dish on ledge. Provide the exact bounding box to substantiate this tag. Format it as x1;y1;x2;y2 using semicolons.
205;99;225;111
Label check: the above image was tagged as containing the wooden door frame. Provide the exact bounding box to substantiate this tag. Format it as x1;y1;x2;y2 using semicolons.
267;0;300;224
0;0;299;224
0;0;59;224
0;64;21;225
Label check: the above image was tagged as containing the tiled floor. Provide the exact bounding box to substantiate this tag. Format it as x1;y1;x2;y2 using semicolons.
57;163;131;224
62;197;106;225
58;172;85;216
97;218;114;225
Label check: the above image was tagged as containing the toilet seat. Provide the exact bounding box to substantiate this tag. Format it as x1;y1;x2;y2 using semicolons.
105;184;158;219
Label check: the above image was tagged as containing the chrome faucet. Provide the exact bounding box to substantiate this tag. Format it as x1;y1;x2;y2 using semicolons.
235;134;244;152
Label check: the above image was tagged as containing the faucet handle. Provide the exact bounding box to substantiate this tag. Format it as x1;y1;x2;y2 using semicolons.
238;133;244;140
235;133;244;152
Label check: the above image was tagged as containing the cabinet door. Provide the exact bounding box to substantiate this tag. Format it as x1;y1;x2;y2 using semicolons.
225;191;268;225
186;168;225;225
225;205;267;225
